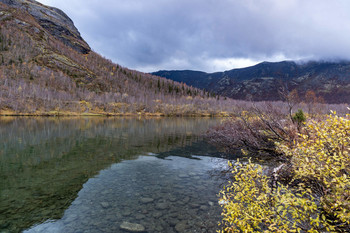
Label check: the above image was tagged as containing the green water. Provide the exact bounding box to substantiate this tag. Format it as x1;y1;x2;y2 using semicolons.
0;117;229;233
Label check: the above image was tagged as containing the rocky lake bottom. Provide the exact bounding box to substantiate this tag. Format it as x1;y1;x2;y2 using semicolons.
24;156;229;233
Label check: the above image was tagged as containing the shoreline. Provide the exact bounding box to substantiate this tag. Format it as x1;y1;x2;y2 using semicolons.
0;110;232;117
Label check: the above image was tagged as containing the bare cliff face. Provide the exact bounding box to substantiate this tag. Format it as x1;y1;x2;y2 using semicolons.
0;0;90;54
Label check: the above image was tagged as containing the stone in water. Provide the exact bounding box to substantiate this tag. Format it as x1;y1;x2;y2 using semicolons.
120;221;145;232
140;197;154;204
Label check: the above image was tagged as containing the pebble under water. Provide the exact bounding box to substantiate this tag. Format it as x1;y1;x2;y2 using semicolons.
24;155;229;233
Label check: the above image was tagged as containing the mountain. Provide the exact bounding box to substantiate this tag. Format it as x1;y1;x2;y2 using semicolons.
0;0;90;53
153;61;350;104
0;0;228;116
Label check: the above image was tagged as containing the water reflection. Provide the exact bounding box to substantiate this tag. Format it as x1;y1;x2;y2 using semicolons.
0;117;224;232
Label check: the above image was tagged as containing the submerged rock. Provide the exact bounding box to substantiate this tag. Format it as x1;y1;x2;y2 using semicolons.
120;221;145;232
140;197;154;204
183;197;190;203
175;220;188;232
135;213;145;220
178;174;189;178
121;210;132;217
152;211;163;218
155;202;168;210
100;202;110;208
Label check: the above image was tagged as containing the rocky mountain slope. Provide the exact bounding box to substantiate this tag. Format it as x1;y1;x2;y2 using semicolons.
0;0;90;53
153;61;350;104
0;0;229;115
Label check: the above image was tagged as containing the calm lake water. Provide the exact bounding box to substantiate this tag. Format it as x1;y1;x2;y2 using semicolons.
0;117;230;233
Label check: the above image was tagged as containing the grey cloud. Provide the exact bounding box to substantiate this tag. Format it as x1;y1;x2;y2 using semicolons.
38;0;350;72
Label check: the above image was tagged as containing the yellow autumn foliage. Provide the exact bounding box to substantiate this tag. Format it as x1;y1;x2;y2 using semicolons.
284;112;350;226
219;112;350;232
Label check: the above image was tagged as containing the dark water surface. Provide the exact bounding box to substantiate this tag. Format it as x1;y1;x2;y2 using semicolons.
0;117;229;233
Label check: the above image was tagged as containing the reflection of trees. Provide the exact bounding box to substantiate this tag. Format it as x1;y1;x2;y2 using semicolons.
0;117;216;169
0;117;218;232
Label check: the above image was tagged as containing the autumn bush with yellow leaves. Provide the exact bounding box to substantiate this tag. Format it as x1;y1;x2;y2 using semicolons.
219;112;350;232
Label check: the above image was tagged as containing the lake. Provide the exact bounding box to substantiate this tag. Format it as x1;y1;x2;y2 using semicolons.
0;117;230;233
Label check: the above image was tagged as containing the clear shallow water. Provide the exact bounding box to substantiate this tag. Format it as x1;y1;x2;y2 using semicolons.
25;156;228;233
0;117;229;233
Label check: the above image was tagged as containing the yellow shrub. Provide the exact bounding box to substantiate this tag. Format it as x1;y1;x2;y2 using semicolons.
280;112;350;226
219;160;325;232
219;112;350;232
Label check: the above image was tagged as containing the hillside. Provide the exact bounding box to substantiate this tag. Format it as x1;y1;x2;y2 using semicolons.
153;61;350;104
0;0;231;116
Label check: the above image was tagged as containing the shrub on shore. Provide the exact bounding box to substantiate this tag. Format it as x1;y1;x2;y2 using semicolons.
218;112;350;232
207;103;298;159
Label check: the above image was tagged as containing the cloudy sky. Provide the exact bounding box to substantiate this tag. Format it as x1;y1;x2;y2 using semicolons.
37;0;350;72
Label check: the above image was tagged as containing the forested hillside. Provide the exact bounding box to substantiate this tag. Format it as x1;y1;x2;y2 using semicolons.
0;0;233;116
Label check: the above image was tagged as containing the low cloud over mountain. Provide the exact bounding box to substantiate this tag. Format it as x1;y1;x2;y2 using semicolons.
38;0;350;72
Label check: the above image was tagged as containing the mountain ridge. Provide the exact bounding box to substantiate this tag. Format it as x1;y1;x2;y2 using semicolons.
152;60;350;103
